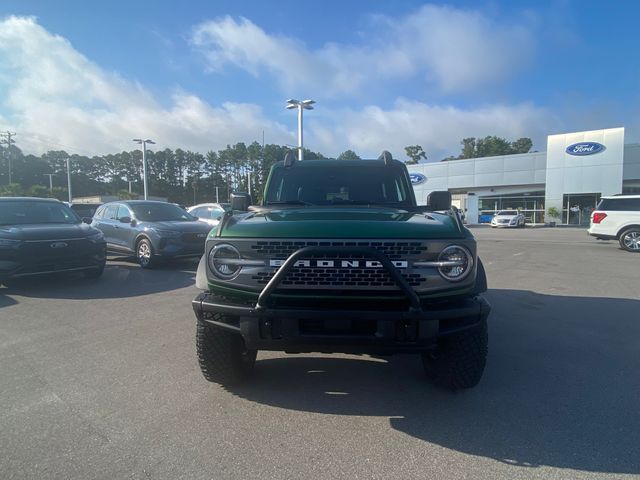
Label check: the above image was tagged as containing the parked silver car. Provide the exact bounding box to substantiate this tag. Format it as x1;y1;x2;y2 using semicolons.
490;210;525;228
187;203;230;227
91;201;212;268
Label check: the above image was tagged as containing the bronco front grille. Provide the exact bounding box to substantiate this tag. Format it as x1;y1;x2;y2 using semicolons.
250;241;426;259
252;259;426;288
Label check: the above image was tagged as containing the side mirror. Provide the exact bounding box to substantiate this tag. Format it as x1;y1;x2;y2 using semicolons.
119;216;131;224
427;191;452;210
231;192;252;211
82;217;92;224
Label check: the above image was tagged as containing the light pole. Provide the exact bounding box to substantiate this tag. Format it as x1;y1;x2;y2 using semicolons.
45;174;55;193
133;138;155;200
66;157;72;204
286;99;315;161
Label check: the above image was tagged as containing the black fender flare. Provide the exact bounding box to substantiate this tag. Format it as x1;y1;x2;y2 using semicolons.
472;257;488;295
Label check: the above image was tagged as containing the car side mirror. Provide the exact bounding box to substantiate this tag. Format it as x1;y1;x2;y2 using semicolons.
82;217;92;224
427;191;452;210
231;192;252;211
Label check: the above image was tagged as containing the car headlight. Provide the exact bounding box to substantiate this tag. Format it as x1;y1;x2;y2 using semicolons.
208;243;242;280
437;245;474;282
0;238;21;248
87;231;104;242
153;229;181;238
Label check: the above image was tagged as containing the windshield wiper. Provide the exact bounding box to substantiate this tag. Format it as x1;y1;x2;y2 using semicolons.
265;200;315;206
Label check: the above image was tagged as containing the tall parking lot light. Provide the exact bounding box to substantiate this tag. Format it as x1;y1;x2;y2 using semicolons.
133;139;155;200
66;158;72;204
286;99;315;161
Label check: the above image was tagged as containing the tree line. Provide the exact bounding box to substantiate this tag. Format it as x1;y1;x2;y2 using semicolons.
0;135;532;204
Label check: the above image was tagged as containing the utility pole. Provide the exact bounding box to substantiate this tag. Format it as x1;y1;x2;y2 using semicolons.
215;186;219;203
45;174;55;193
0;131;16;184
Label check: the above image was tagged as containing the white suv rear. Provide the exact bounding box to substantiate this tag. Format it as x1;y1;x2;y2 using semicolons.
588;195;640;252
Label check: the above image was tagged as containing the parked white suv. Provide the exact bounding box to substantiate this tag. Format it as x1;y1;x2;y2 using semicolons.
588;195;640;252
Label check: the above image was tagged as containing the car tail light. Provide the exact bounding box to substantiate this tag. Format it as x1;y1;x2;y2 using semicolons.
592;212;607;224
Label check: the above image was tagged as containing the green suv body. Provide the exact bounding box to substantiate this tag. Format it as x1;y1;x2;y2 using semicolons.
192;154;490;389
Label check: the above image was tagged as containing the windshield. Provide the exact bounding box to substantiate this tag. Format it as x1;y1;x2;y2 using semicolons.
264;165;412;207
497;210;518;216
0;201;81;226
130;203;196;222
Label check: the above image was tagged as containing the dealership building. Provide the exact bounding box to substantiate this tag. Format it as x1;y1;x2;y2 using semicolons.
407;127;640;225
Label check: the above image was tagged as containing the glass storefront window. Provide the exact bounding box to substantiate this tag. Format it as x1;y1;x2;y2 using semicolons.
561;193;601;225
478;191;545;224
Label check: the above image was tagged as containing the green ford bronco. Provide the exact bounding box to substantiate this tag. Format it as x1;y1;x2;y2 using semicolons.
192;152;490;389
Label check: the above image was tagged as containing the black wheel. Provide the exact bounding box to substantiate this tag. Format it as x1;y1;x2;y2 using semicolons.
136;238;157;268
196;315;257;385
619;228;640;252
422;318;488;390
83;264;105;279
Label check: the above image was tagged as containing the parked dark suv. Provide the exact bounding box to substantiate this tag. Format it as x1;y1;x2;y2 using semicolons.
91;200;212;268
0;197;106;282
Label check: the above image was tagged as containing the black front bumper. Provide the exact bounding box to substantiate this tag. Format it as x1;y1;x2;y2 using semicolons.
0;244;106;280
192;245;490;354
192;293;490;353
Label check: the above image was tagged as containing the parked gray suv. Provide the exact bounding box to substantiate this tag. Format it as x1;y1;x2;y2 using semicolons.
91;201;212;268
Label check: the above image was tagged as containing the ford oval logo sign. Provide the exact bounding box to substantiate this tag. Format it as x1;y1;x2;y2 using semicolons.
409;173;427;185
566;142;605;156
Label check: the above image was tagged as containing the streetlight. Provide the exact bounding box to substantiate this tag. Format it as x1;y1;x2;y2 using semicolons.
132;138;155;200
45;174;55;193
66;157;72;204
286;99;315;161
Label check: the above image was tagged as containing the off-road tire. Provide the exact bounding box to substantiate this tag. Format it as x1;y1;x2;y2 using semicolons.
196;315;257;385
136;238;157;269
618;228;640;252
422;318;488;390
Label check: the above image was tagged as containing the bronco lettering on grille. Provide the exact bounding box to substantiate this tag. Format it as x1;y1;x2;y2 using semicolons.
269;259;408;268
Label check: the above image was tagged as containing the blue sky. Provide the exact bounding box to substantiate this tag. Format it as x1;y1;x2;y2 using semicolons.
0;0;638;160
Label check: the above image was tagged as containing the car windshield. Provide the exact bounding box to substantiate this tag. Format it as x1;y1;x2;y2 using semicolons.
497;211;518;216
130;203;196;222
264;164;412;207
0;201;81;226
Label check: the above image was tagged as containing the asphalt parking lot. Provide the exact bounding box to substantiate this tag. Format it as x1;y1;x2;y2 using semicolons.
1;227;639;480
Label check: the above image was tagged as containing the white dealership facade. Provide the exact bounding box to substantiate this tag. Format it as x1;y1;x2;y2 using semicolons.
407;127;640;225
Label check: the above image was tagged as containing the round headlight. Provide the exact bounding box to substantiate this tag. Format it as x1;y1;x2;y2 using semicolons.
208;243;241;280
437;245;473;282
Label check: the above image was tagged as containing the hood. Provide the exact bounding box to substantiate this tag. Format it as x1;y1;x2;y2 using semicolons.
0;222;98;241
493;214;519;220
143;220;213;233
218;207;464;239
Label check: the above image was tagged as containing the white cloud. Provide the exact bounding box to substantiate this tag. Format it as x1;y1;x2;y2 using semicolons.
0;16;556;163
309;99;558;160
0;16;294;155
191;5;535;96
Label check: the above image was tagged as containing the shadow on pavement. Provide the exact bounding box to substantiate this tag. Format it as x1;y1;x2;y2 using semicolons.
0;292;18;308
226;289;640;475
0;257;198;300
